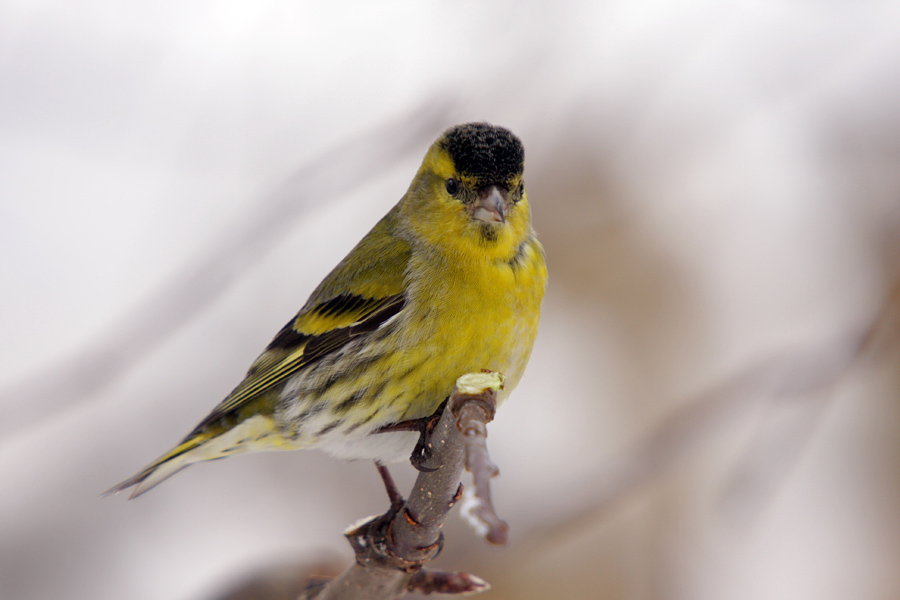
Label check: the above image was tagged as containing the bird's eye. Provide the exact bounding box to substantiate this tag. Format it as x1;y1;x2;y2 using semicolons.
445;178;459;196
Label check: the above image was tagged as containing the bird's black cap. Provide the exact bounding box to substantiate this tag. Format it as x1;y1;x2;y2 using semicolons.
439;123;524;186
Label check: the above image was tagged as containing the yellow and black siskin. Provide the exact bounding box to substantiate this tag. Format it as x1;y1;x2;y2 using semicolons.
107;122;547;498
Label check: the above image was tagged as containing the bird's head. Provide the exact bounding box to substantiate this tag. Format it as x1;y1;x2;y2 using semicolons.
403;123;531;261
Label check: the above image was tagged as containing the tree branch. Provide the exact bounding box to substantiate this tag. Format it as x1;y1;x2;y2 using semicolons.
304;372;506;600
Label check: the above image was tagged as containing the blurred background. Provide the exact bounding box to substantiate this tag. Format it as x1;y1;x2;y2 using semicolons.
2;1;900;599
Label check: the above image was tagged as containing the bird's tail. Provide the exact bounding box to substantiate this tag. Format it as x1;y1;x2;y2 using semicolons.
102;432;215;499
103;415;292;499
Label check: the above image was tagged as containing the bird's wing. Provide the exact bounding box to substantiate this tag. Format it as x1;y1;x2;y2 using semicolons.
192;206;412;429
193;290;407;430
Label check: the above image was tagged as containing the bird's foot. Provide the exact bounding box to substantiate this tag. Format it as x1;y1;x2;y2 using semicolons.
374;399;448;472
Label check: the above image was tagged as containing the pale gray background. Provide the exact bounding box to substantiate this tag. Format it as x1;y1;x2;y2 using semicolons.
2;2;900;599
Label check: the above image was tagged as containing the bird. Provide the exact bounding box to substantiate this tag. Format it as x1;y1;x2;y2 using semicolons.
105;122;547;499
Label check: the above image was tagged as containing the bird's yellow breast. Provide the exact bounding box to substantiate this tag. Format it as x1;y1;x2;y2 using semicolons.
391;236;547;418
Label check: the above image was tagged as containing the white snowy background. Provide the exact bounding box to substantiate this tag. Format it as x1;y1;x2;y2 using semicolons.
2;2;900;599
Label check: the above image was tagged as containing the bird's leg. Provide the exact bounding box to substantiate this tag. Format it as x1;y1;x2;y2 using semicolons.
375;399;448;472
375;461;404;511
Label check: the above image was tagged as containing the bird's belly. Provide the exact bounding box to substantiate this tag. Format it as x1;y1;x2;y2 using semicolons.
319;428;420;462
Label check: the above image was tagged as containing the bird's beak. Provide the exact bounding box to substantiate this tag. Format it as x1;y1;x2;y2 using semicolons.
470;186;507;224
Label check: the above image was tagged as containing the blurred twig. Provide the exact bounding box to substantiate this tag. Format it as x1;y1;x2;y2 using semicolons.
717;282;900;523
0;99;457;442
209;560;343;600
527;281;900;549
